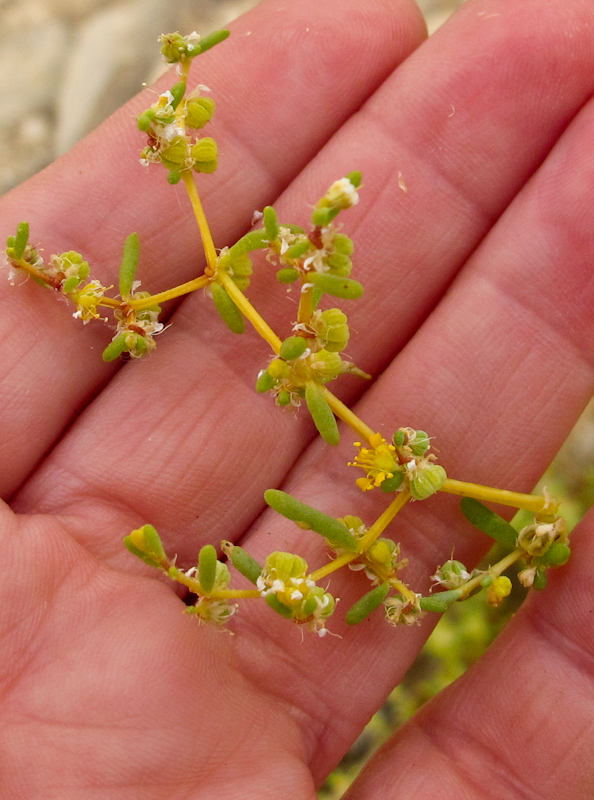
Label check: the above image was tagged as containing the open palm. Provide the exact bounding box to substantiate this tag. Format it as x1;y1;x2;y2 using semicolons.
2;0;594;797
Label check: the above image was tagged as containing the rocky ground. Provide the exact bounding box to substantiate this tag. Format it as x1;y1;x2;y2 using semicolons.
0;0;467;196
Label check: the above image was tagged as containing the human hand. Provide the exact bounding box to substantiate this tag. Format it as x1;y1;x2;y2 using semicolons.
1;0;594;797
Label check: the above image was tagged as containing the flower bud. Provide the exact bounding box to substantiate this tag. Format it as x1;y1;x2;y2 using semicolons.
410;430;430;457
256;369;275;393
280;335;307;361
124;524;167;568
486;575;512;606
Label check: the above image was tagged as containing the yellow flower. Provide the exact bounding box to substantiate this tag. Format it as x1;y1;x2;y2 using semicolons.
71;280;109;322
348;433;400;491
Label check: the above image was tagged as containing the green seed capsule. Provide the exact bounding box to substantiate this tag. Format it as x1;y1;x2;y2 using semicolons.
118;232;140;298
277;390;291;406
315;308;349;352
276;268;299;283
185;96;215;129
263;206;279;241
198;544;218;594
409;464;447;501
305;381;340;446
229;545;263;584
307;272;363;300
264;489;357;551
168;170;182;184
210;282;245;334
14;222;29;260
256;369;275;393
161;136;188;170
460;498;518;550
345;583;391;625
280;335;307;361
419;589;462;613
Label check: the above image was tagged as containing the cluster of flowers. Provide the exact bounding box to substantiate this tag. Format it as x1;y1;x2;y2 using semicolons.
137;30;229;184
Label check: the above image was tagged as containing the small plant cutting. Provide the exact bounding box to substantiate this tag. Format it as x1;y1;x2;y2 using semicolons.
3;30;571;638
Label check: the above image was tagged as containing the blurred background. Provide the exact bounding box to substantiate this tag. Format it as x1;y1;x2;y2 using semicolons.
1;0;593;797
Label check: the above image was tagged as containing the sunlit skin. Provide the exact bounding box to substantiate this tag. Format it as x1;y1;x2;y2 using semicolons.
2;0;594;797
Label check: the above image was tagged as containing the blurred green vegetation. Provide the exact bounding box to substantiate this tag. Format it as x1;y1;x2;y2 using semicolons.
319;399;594;799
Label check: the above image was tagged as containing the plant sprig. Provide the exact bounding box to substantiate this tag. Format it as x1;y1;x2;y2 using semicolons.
2;29;570;637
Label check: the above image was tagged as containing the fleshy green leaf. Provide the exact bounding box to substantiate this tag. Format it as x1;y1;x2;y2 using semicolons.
211;282;245;334
345;583;390;625
198;544;218;594
307;272;363;300
419;589;463;613
264;489;357;551
460;497;517;550
305;382;339;446
14;222;29;259
118;232;140;298
263;206;279;241
229;546;263;585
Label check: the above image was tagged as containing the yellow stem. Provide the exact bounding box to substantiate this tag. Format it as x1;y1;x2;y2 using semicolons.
128;274;211;311
182;171;219;274
440;479;559;515
297;283;314;325
358;489;410;551
388;575;418;604
323;389;375;442
97;296;124;310
457;549;523;600
217;270;282;353
308;490;410;582
309;552;360;582
169;568;261;599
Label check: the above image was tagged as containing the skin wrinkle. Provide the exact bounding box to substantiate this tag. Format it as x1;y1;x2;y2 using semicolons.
407;715;538;800
477;271;594;377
